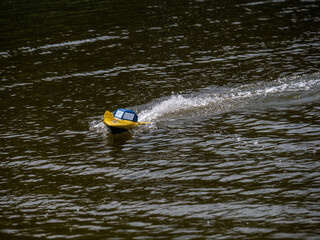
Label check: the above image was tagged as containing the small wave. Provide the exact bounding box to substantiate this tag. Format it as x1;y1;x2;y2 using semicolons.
0;51;11;58
42;64;153;82
19;35;121;53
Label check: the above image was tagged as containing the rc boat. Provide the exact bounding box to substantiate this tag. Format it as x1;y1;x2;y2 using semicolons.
104;108;150;134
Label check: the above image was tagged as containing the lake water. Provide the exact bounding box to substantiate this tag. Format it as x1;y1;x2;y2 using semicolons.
1;0;320;239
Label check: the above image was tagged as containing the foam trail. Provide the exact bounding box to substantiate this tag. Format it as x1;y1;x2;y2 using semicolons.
138;75;320;122
139;95;219;121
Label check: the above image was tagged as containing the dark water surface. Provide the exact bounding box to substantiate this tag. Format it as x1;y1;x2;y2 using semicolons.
1;0;320;239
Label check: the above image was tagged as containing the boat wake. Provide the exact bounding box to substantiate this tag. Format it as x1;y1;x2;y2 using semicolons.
90;73;319;134
138;73;320;122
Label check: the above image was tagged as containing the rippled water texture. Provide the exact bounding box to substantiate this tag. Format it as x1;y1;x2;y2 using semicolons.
1;0;320;239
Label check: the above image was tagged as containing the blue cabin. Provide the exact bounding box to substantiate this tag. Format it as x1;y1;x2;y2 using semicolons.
113;109;138;122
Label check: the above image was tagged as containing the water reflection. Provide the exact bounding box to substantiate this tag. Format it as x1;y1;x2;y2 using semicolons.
106;132;133;150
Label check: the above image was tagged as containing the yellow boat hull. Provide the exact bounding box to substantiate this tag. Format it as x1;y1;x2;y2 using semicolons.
104;110;150;134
